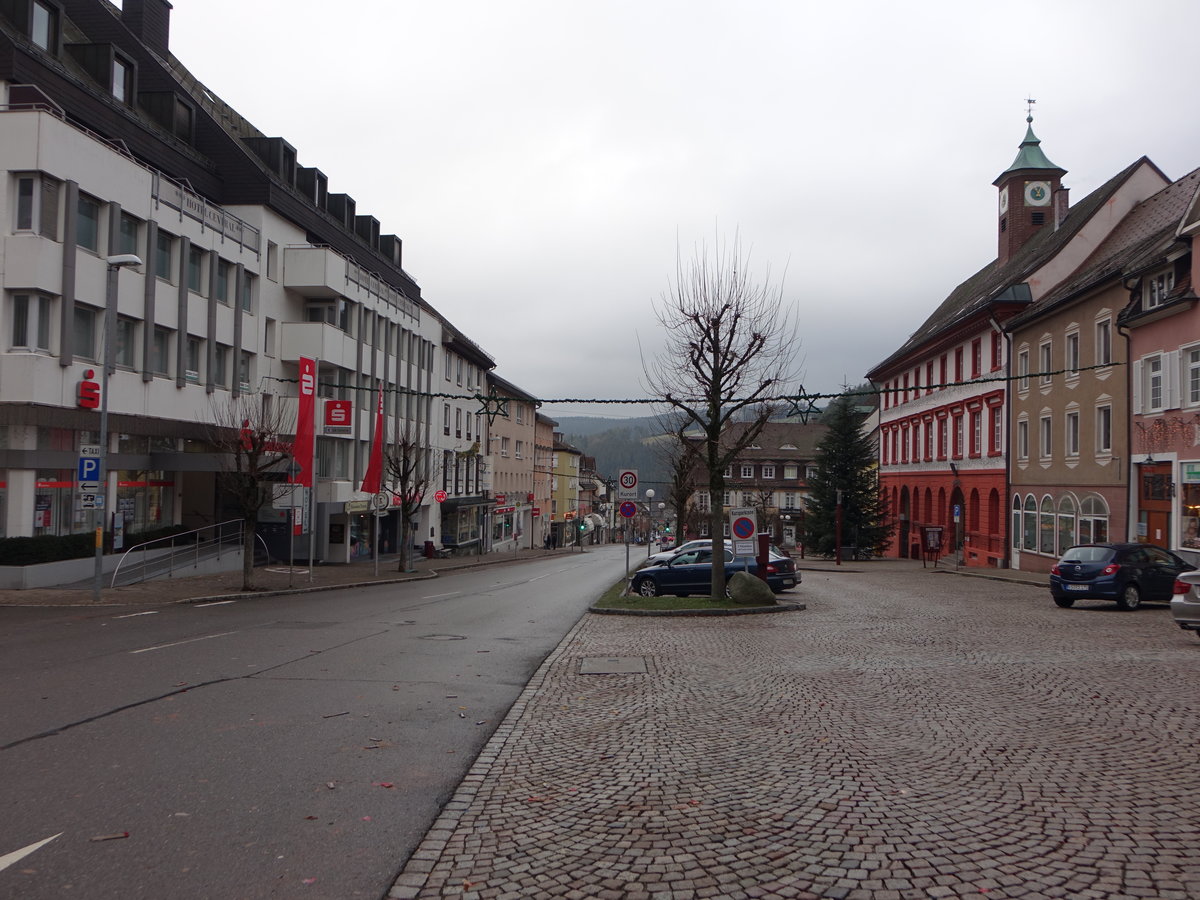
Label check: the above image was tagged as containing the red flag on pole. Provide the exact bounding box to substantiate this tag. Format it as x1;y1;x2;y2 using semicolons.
293;357;316;487
360;383;385;494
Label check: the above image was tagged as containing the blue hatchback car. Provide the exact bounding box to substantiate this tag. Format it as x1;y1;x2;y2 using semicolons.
1049;542;1193;610
629;546;798;597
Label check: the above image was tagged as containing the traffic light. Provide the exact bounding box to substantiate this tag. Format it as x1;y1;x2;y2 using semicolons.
579;521;586;531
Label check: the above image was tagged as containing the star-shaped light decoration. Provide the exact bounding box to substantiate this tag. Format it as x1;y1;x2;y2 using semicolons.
785;388;822;423
477;386;510;425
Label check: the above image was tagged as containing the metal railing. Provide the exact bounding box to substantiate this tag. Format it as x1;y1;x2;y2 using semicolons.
111;519;269;587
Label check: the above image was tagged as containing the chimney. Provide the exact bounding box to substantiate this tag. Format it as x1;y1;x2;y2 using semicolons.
1053;186;1070;230
123;0;172;58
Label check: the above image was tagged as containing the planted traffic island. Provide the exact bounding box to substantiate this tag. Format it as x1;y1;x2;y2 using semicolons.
590;571;805;617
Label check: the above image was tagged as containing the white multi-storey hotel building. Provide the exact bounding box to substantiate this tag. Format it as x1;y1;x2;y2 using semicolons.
0;0;513;563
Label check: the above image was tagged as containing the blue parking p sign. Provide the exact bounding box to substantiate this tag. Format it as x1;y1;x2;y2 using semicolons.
78;456;100;484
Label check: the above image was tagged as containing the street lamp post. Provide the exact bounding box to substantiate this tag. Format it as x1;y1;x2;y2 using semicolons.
645;489;655;557
93;254;143;602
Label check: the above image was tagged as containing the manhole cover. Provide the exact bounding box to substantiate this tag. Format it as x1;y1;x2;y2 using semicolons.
580;657;647;674
421;634;467;641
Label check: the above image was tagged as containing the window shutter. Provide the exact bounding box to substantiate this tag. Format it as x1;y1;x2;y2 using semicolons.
1131;360;1143;414
1166;350;1181;410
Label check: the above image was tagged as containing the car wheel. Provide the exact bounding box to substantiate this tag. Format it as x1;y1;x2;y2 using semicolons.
1116;583;1141;611
1053;595;1075;608
636;577;659;598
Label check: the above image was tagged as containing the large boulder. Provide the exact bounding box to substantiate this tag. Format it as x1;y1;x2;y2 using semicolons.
728;571;776;605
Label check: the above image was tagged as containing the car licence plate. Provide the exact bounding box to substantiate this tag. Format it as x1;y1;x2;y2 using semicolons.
1066;584;1089;591
782;578;795;587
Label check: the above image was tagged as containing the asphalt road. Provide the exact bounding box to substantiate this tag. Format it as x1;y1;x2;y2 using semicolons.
0;545;629;900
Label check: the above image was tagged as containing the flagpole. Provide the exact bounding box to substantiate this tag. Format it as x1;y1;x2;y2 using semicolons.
308;357;320;584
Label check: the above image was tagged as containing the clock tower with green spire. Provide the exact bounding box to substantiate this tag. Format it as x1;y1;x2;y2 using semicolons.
993;110;1067;265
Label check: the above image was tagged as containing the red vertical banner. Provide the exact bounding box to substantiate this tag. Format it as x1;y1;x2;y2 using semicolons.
360;384;385;494
293;357;316;487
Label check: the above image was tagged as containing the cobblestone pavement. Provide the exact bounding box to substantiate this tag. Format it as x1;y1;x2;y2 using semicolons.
388;562;1200;900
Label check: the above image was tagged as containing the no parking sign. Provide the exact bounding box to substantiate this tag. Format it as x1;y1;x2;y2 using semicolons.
729;507;757;556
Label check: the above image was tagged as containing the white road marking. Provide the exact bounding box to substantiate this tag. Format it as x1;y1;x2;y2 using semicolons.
421;591;461;599
113;610;159;619
529;573;553;581
0;833;62;872
130;631;239;654
194;600;237;608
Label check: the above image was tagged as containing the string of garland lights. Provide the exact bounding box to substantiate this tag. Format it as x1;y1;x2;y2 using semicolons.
263;361;1123;426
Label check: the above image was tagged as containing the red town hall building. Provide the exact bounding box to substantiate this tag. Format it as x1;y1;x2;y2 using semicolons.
869;116;1155;566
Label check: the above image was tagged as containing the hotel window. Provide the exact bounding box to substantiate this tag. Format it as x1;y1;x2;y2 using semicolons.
762;465;775;479
31;1;57;51
1145;267;1175;309
151;327;171;375
213;344;229;388
740;465;754;478
240;273;255;313
455;407;462;438
1017;348;1029;391
1065;332;1080;375
73;305;97;360
1096;404;1112;454
238;352;251;390
115;317;136;367
443;404;450;436
1065;410;1080;457
155;230;174;281
11;294;51;351
1017;418;1029;460
14;173;60;239
971;339;982;378
186;337;202;381
1040;414;1052;459
1039;341;1052;386
215;259;231;304
970;410;981;456
117;212;140;255
187;246;205;293
263;318;275;358
991;406;1003;453
76;193;101;252
1095;319;1111;365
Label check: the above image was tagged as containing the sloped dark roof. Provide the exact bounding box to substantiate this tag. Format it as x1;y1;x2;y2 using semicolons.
1007;167;1200;328
868;157;1155;379
687;421;829;459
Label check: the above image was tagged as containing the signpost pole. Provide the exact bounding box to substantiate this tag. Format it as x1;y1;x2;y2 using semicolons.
308;357;320;584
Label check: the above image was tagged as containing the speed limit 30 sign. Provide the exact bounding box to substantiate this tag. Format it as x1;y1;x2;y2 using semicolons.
617;469;638;500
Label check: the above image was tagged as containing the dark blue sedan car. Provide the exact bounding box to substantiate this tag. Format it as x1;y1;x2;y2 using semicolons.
629;546;798;597
1050;542;1193;610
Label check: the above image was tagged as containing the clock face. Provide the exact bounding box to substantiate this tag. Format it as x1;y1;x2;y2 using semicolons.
998;186;1009;216
1024;181;1051;207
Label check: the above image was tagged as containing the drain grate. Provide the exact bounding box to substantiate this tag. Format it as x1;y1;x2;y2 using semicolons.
579;657;647;674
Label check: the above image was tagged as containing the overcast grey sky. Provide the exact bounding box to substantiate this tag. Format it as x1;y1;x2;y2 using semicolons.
169;0;1200;419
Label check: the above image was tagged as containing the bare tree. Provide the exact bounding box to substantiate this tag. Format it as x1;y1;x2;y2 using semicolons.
384;419;440;572
645;236;798;598
207;394;294;591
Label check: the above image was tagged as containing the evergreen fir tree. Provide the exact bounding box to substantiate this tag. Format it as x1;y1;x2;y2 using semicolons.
804;394;891;556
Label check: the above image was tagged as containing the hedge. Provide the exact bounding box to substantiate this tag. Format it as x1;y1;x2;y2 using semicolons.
0;525;191;566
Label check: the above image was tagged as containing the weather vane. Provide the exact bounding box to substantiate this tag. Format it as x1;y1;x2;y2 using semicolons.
1025;96;1036;120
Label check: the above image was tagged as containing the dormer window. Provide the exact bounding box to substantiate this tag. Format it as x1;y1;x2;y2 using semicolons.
1145;268;1175;310
31;1;57;51
112;56;132;103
